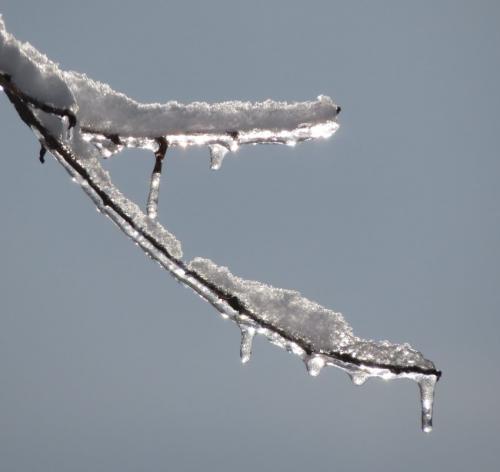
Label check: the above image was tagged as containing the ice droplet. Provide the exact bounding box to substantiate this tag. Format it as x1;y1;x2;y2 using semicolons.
349;371;369;386
306;355;325;376
209;144;228;170
240;326;256;364
418;375;437;433
288;342;306;358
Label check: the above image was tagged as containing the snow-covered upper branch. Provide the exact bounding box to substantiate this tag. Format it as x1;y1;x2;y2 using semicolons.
0;15;440;433
1;15;339;165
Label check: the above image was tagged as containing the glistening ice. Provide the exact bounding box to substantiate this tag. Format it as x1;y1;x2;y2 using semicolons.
0;14;440;432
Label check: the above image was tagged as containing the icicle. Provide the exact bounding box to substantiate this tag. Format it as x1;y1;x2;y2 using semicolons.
240;326;256;364
146;138;167;219
418;374;437;433
147;170;161;219
209;144;228;170
305;355;325;377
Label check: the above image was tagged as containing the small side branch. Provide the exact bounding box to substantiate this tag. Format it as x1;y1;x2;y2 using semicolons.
146;137;168;219
39;145;47;164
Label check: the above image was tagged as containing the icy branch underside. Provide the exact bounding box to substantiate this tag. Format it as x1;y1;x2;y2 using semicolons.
0;17;440;432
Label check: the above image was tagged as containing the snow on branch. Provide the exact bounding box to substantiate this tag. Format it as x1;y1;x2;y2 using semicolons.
0;16;440;432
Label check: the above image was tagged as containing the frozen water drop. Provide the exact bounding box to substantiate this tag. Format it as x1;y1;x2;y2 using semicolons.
101;148;113;158
290;343;306;358
349;371;369;386
237;314;250;324
209;144;228;170
306;355;325;376
240;326;255;364
173;267;185;277
418;375;437;433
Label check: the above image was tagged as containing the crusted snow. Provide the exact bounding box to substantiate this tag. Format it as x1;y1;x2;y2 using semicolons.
65;69;340;137
0;16;75;110
188;257;436;372
0;16;339;158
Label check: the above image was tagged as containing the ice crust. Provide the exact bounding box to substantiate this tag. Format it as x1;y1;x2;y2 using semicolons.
0;16;339;163
188;257;439;431
0;16;75;110
188;257;436;372
65;69;340;138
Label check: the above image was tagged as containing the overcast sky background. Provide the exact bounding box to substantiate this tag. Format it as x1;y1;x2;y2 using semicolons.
1;1;499;471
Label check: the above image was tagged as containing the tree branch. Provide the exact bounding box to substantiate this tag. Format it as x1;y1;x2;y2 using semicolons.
0;18;440;432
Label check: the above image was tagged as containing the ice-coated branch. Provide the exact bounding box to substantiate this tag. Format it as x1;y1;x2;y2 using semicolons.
0;16;440;432
146;138;167;220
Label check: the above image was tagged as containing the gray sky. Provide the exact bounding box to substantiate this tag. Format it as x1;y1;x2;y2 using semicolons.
1;1;499;471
